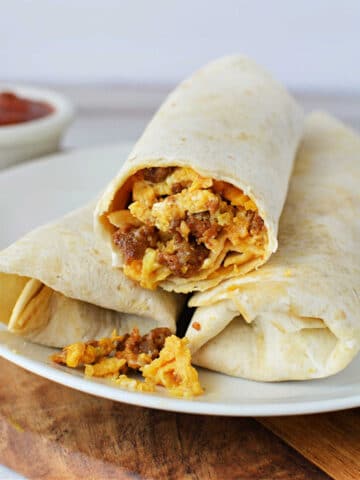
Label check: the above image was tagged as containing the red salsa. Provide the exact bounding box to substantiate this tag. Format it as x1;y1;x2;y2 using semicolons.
0;92;54;126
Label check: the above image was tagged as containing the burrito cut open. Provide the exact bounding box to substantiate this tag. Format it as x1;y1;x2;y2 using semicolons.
95;56;304;293
0;205;183;347
185;113;360;381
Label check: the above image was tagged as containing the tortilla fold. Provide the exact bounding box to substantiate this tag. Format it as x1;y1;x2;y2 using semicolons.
0;205;183;347
185;112;360;381
95;55;304;293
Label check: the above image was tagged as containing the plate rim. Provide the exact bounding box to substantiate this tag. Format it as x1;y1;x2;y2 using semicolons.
2;341;360;417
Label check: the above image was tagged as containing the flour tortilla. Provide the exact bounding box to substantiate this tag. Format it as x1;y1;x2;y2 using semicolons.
185;112;360;381
95;55;304;292
0;205;184;347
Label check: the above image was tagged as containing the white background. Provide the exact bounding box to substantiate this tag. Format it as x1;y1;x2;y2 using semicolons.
1;0;360;91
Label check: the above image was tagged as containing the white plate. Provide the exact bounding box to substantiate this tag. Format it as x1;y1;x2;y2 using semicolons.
1;145;360;417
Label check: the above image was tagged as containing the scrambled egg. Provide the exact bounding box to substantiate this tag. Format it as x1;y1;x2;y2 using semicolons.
142;336;203;398
115;375;155;393
52;330;203;399
51;335;120;368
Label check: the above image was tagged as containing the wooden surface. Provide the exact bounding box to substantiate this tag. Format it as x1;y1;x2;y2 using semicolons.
0;358;331;480
260;412;360;480
2;357;359;480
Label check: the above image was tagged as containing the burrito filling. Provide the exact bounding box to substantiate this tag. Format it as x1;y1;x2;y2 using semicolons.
52;327;203;398
52;327;172;370
108;167;267;289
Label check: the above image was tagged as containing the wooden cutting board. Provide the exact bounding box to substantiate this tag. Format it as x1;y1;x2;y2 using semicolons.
1;357;359;480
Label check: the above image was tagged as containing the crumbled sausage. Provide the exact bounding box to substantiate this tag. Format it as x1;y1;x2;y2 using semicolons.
246;211;265;235
171;182;184;194
116;327;172;370
158;233;209;277
143;167;175;183
186;212;222;243
52;327;172;373
186;212;211;238
139;328;172;356
169;217;181;231
113;225;158;262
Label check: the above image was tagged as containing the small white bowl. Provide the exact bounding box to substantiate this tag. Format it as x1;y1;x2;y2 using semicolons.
0;85;74;170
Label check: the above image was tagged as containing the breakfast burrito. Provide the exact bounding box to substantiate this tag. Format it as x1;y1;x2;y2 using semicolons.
95;55;304;293
0;205;183;348
185;112;360;381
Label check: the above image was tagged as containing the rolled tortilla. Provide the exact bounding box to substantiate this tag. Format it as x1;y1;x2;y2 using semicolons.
185;112;360;381
0;205;183;347
95;55;304;293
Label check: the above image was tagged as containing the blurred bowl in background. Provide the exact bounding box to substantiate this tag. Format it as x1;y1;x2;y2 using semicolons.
0;85;74;170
